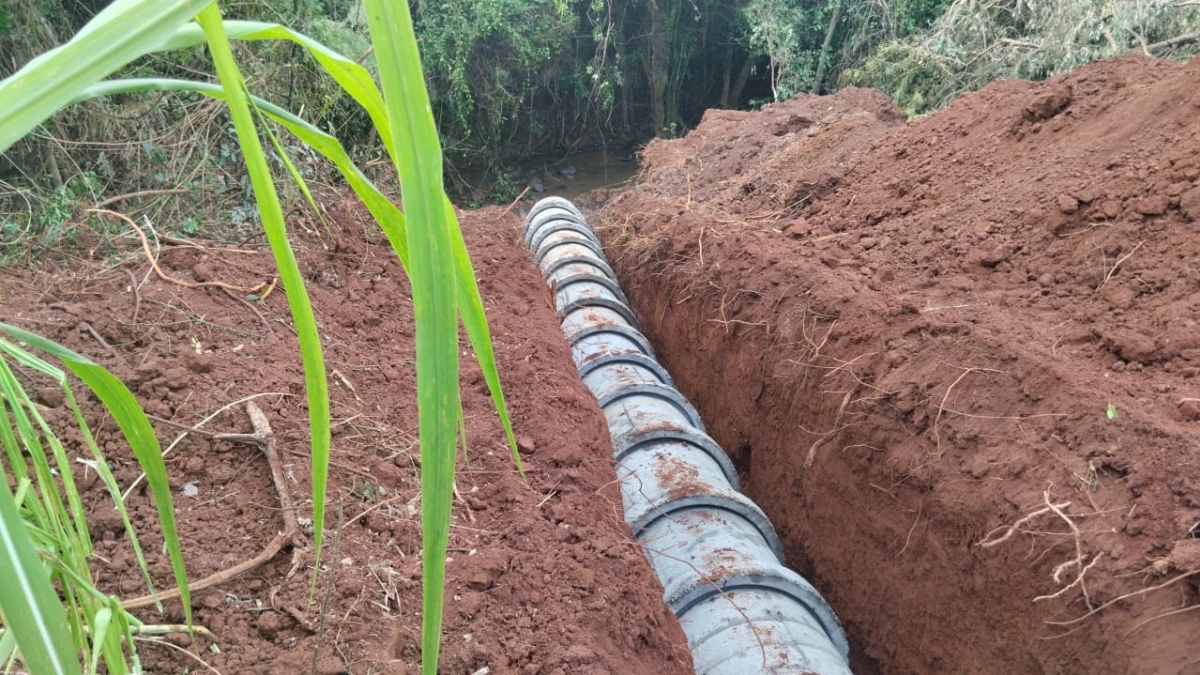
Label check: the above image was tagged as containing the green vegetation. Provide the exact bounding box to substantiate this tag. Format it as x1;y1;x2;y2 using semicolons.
0;327;176;675
6;0;1194;229
0;2;516;674
744;0;951;100
846;0;1200;115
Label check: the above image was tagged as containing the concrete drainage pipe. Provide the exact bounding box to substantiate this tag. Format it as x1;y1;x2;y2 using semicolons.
523;197;854;675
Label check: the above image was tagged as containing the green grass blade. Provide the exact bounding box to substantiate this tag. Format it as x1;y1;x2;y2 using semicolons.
0;341;94;559
0;323;191;625
87;608;112;675
0;626;15;665
0;0;209;153
0;356;75;569
0;472;80;675
194;5;332;575
362;3;459;673
253;104;333;237
444;202;522;471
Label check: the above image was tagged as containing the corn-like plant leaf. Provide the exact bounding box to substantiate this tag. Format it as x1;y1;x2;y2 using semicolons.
140;22;523;474
79;76;520;475
194;6;333;571
444;201;522;473
362;2;459;673
149;23;522;465
0;476;80;675
0;0;209;152
0;323;190;624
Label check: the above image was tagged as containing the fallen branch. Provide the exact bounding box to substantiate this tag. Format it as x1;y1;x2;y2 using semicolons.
505;186;531;214
123;401;304;610
93;188;190;210
1148;31;1200;53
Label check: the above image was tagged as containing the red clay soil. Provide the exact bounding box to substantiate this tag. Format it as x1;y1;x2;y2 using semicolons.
597;53;1200;675
0;202;693;674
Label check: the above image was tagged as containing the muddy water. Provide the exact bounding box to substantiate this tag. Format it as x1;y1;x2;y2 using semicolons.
519;149;640;201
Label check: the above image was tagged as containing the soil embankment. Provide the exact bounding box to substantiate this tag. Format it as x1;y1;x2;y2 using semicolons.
1;203;693;675
598;54;1200;674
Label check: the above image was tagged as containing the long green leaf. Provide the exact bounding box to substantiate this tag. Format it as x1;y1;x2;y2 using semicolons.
0;626;16;666
0;476;79;675
194;6;333;573
0;323;191;625
140;24;522;465
0;0;210;153
445;202;522;473
362;3;459;673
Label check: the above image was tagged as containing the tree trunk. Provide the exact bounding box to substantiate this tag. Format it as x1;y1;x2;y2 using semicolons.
812;0;843;94
720;41;734;108
645;0;668;136
728;54;754;108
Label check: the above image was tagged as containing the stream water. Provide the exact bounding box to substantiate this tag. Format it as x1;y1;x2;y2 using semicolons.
518;149;640;201
456;148;641;207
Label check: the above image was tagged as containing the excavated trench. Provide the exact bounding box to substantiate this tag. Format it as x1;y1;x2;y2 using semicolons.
584;55;1200;675
524;197;853;674
597;233;1143;675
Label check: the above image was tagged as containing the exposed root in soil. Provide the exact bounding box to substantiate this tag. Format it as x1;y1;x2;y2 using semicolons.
89;209;276;297
804;389;852;468
1125;602;1200;636
1045;569;1200;628
120;266;141;324
931;366;1002;459
135;636;223;675
1032;491;1097;610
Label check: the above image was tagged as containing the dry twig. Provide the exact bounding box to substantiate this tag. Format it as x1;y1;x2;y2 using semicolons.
122;401;305;610
1098;240;1145;290
88;209;273;295
121;267;141;325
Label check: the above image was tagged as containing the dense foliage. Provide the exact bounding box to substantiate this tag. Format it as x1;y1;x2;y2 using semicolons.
846;0;1200;115
1;0;1198;224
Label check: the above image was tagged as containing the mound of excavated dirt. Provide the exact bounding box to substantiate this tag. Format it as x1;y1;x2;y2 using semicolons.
598;53;1200;674
1;201;692;675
